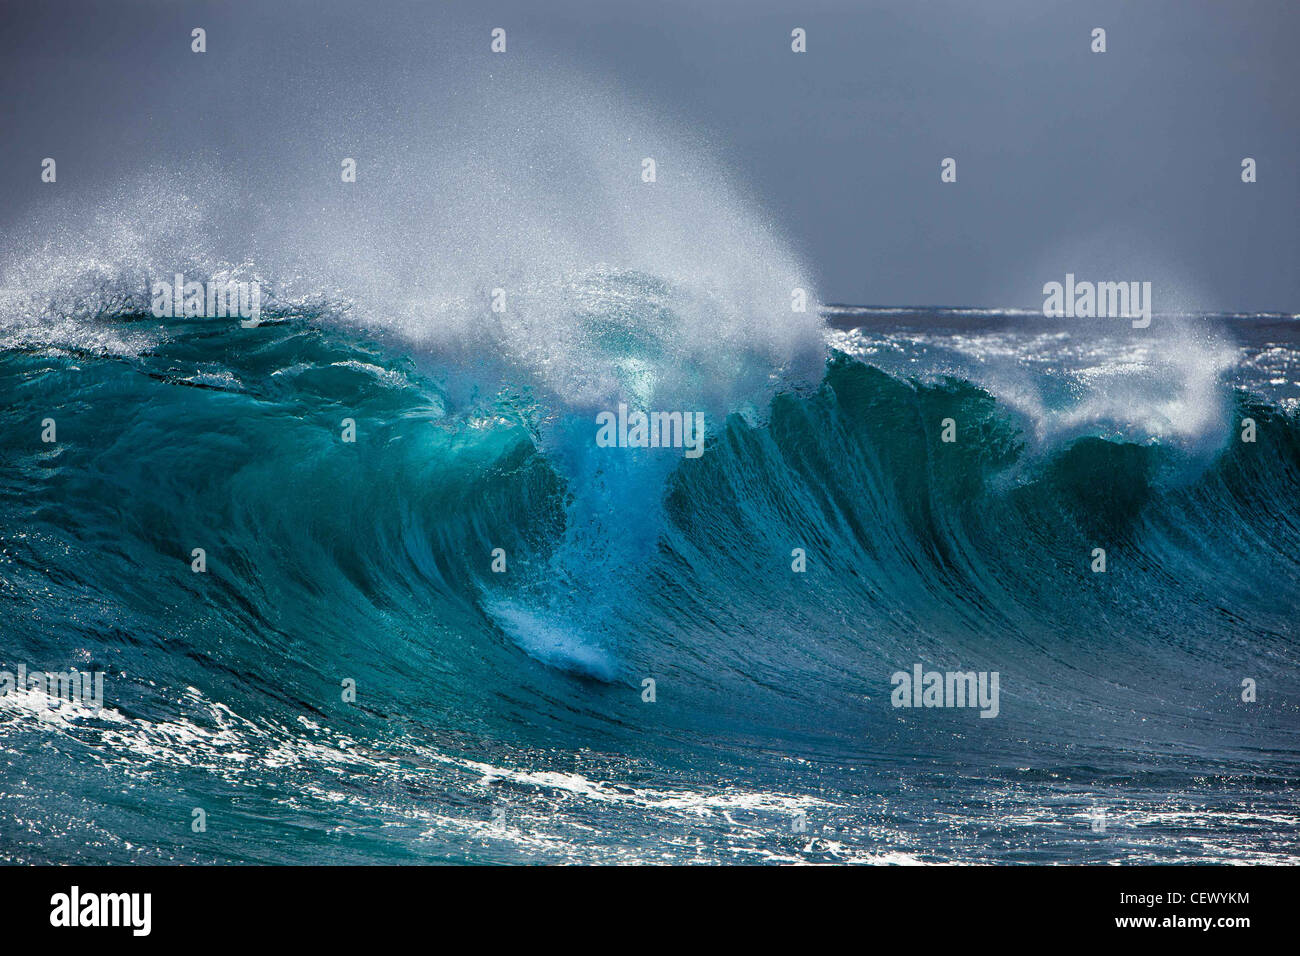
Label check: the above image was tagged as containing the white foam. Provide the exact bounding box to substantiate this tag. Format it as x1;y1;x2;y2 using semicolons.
830;317;1240;452
484;599;618;680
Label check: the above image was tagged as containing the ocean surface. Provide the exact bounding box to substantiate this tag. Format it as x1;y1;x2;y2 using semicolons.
1;265;1297;865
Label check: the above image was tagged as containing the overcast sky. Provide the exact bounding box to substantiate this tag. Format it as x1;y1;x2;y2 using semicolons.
1;0;1296;312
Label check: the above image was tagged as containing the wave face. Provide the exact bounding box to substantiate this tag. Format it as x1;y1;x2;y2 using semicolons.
2;282;1298;863
1;55;1298;857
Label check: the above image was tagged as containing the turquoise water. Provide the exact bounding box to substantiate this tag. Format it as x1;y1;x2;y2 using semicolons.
1;287;1297;864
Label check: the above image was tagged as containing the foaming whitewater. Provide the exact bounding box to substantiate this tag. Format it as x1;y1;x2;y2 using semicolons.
3;78;1300;864
829;311;1240;455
